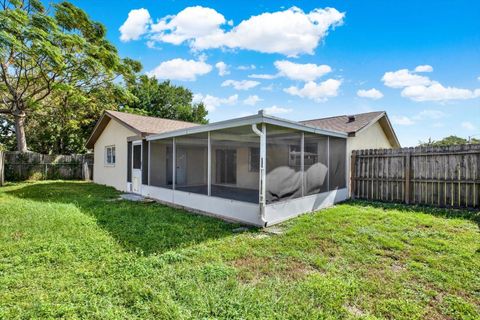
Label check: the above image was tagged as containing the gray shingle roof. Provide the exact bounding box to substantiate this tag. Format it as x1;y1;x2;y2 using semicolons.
300;111;385;135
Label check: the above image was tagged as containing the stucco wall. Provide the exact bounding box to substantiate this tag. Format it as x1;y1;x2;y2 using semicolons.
93;119;136;191
346;121;394;194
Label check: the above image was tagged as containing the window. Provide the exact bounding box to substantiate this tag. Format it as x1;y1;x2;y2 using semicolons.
105;145;116;165
249;147;259;172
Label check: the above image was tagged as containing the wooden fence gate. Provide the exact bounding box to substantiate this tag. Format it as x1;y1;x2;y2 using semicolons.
351;144;480;209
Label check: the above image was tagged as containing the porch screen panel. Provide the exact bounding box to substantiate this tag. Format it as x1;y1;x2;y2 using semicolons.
303;133;329;195
127;141;132;183
328;137;347;190
265;125;302;204
210;125;260;203
175;132;208;195
149;138;173;189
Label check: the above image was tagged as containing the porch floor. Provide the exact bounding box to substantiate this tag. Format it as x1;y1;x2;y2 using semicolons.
175;184;259;204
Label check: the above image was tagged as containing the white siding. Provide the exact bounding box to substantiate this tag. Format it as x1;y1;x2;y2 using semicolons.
93;119;136;191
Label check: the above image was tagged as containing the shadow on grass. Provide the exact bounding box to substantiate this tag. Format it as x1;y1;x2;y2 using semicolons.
7;181;245;255
347;199;480;227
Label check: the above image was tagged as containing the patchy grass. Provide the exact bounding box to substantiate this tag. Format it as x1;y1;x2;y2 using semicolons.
0;181;479;319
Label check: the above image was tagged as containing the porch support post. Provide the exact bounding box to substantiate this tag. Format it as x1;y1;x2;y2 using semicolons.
301;132;305;197
172;137;176;191
148;140;151;186
251;122;267;226
327;136;330;191
207;131;211;196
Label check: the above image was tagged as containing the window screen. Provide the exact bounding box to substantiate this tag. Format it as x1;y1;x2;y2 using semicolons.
133;144;141;169
175;133;208;195
249;147;259;172
150;139;173;189
265;125;302;204
105;146;115;165
210;126;259;203
304;134;328;195
328;137;347;190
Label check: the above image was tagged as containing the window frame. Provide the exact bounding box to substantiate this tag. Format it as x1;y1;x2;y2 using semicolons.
104;145;116;166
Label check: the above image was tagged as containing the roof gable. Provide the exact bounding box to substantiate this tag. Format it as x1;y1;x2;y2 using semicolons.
301;111;400;148
85;110;200;149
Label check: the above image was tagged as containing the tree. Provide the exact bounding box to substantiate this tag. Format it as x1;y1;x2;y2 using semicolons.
418;135;480;147
124;75;208;124
0;0;139;151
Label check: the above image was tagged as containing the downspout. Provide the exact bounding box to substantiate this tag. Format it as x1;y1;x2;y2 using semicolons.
251;123;267;227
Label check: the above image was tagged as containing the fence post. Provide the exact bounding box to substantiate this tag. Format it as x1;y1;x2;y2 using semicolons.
405;152;411;204
350;152;356;199
0;151;4;186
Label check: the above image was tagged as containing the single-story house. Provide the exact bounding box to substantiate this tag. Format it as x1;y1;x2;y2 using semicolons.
86;110;399;226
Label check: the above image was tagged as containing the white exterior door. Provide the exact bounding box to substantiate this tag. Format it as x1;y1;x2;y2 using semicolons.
176;148;187;185
132;142;142;193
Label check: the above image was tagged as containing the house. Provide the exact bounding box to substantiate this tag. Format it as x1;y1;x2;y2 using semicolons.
86;110;398;226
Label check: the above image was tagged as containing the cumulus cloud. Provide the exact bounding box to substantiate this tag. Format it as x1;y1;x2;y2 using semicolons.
221;79;260;90
382;69;431;88
119;8;151;42
391;115;415;126
274;60;331;81
284;79;341;102
193;93;238;112
122;6;345;56
249;60;332;81
461;121;477;131
243;95;263;106
264;106;293;115
357;88;383;100
414;65;433;73
382;67;480;102
215;61;229;76
146;58;212;81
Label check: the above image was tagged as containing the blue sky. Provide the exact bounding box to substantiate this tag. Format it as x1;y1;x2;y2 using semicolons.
71;0;480;146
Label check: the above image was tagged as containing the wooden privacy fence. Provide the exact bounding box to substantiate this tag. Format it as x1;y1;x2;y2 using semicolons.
1;151;93;182
351;144;480;209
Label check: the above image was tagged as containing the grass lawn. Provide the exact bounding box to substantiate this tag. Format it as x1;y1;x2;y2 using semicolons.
0;181;479;319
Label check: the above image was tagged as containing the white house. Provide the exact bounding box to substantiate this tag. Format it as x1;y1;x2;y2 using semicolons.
86;110;399;226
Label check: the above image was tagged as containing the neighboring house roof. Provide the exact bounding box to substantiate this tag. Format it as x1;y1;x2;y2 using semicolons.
86;110;200;149
301;111;401;148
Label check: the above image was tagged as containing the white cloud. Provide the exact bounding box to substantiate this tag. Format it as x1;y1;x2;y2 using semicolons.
264;106;293;115
414;65;433;73
382;69;431;88
248;73;278;80
284;79;341;102
221;79;260;90
128;6;344;56
261;84;274;91
119;8;151;42
383;67;480;102
412;109;446;120
193;93;238;112
391;115;415;126
146;58;212;81
274;60;331;81
243;95;263;106
215;61;229;76
150;6;226;45
237;64;256;70
357;88;383;100
461;121;477;131
401;82;480;102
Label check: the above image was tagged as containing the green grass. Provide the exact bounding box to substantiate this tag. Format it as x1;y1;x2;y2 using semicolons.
0;181;479;319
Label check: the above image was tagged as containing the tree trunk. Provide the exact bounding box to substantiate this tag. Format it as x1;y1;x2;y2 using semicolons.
14;112;27;152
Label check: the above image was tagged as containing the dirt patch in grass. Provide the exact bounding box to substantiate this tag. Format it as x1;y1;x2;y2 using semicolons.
231;256;316;284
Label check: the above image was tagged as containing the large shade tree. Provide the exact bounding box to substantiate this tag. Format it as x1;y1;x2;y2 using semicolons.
0;0;139;151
